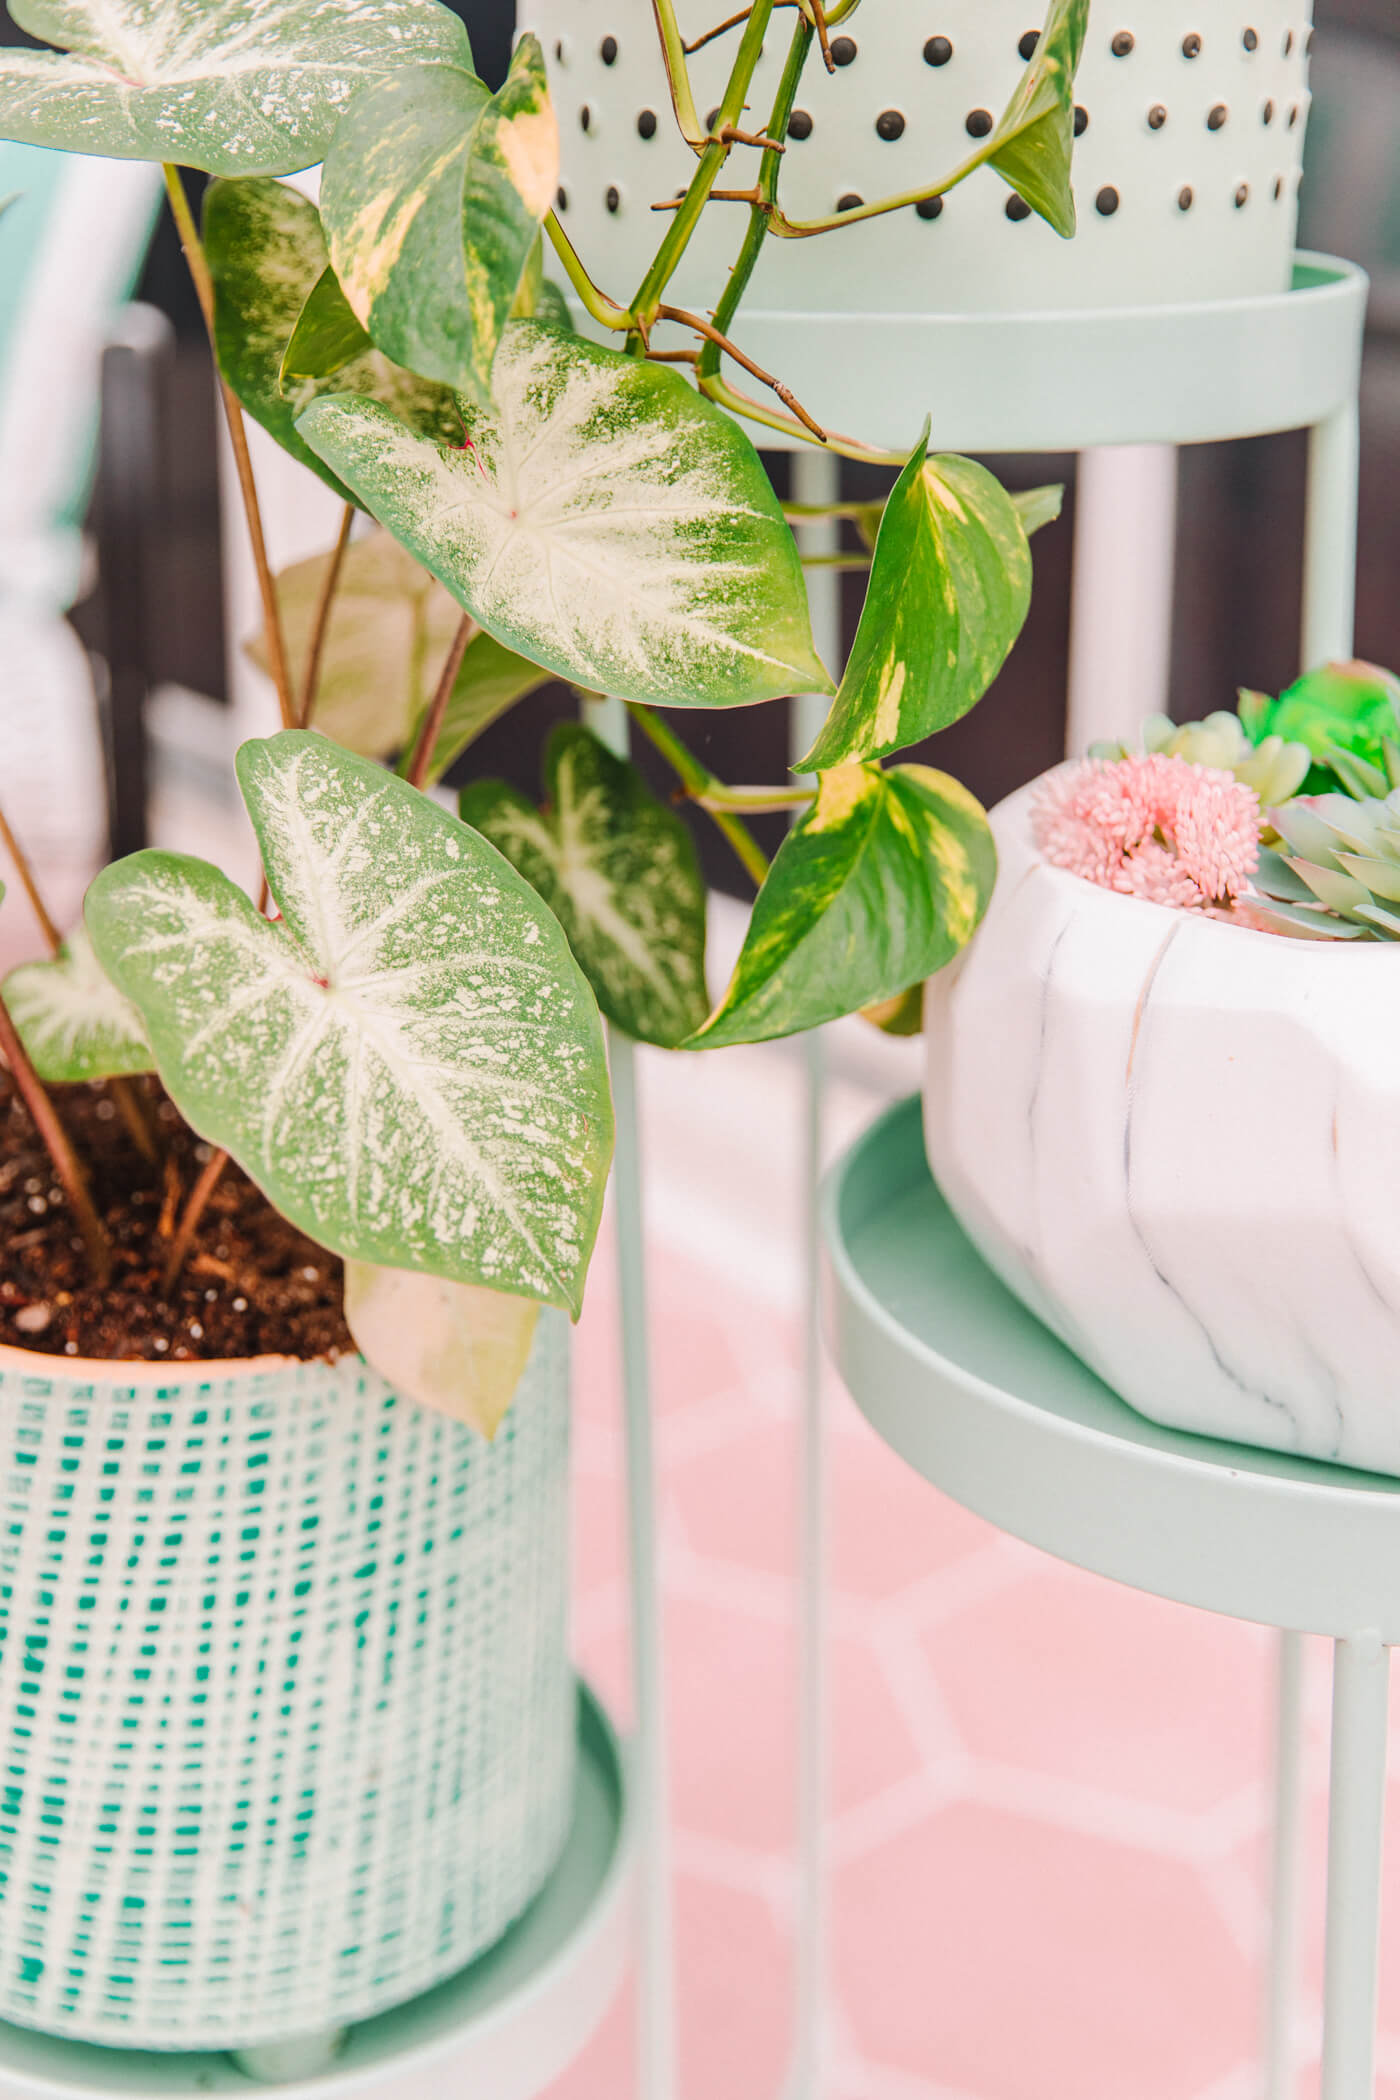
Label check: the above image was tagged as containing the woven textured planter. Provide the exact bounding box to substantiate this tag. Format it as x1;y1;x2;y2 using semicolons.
526;1;1313;314
0;1311;573;2051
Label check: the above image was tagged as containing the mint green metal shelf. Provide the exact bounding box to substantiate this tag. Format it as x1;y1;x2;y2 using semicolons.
0;1685;630;2100
823;1099;1397;2100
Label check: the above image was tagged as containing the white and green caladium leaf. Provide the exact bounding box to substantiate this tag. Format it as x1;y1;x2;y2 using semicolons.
803;429;1032;772
461;723;709;1051
298;321;832;709
691;764;996;1049
247;528;548;775
84;731;613;1314
344;1261;539;1439
320;37;558;406
984;0;1089;237
205;177;461;505
0;0;471;175
3;925;152;1082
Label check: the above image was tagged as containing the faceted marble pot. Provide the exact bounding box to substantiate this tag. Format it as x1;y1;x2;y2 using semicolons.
525;0;1314;316
0;1312;573;2052
923;775;1400;1478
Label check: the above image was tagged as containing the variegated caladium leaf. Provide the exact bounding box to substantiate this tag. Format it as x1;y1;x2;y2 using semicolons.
247;528;548;774
461;723;708;1051
691;764;996;1049
802;427;1032;772
298;322;832;709
985;0;1089;237
344;1261;539;1438
320;37;558;405
2;925;152;1082
205;177;461;505
84;731;613;1314
0;0;471;175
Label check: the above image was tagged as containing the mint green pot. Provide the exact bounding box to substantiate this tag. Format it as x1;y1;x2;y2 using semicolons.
0;1310;573;2052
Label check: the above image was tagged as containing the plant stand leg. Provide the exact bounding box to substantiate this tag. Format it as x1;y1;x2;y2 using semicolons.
1265;1629;1306;2100
1302;400;1360;670
783;446;840;2100
1319;1632;1389;2100
1065;444;1178;757
582;693;679;2100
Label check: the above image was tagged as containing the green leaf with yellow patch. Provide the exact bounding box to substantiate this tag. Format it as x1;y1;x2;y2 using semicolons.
205;176;461;505
247;528;548;775
298;322;831;709
984;0;1089;236
461;723;708;1050
802;427;1032;771
690;764;996;1048
320;36;558;405
0;0;471;175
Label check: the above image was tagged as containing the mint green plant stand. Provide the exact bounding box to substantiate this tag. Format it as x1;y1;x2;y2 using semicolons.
824;1098;1396;2100
0;1685;630;2097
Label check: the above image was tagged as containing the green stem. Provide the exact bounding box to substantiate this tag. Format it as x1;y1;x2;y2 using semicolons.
630;0;777;327
800;553;870;571
543;212;633;330
698;369;903;464
650;0;708;146
626;705;771;888
695;783;816;812
769;134;1000;237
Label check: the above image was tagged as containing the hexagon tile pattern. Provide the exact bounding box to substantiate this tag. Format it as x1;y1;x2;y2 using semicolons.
544;1009;1400;2100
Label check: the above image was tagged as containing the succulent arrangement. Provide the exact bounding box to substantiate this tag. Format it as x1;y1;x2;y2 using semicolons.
0;0;1090;1423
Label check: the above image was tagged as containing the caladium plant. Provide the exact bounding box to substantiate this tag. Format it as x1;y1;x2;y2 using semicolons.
0;0;1089;1424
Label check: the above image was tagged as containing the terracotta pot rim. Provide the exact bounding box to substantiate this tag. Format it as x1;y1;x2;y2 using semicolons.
0;1332;356;1386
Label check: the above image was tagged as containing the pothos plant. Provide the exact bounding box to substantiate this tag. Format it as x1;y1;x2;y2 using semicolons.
0;0;1087;1429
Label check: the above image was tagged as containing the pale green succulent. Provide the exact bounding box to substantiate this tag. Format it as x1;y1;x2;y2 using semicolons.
1248;791;1400;941
1090;711;1311;807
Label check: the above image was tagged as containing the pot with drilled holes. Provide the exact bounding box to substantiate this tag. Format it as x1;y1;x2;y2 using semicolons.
0;1312;574;2070
922;775;1400;1479
525;1;1314;318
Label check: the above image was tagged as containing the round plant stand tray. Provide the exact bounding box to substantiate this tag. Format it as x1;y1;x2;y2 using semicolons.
0;1684;630;2099
823;1098;1400;2100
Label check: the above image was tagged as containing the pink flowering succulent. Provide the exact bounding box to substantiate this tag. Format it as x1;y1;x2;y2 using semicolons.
1032;753;1262;910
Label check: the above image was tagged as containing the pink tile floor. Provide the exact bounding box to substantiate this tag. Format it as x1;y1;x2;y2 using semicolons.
545;1027;1400;2100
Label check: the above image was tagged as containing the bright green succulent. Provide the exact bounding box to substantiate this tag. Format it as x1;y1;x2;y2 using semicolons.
1247;791;1400;941
1240;661;1400;795
1090;710;1311;806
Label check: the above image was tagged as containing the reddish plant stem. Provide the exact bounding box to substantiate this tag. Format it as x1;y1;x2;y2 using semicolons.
161;1147;229;1299
405;613;478;791
0;998;111;1286
298;503;356;729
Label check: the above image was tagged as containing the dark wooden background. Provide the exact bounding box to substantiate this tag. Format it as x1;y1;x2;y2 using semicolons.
4;0;1397;891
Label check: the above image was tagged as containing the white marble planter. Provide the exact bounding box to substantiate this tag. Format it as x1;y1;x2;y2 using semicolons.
923;774;1400;1477
0;1313;573;2053
526;1;1313;316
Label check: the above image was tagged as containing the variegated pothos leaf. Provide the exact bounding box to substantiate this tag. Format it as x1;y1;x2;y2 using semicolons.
985;0;1089;236
320;37;558;404
691;764;996;1048
84;731;613;1314
803;426;1032;771
206;177;461;505
2;924;153;1081
0;0;472;174
298;321;832;709
247;527;548;773
461;723;709;1050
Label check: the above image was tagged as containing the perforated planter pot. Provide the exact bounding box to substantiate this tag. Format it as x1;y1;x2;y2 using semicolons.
922;777;1400;1479
527;2;1314;316
0;1311;573;2055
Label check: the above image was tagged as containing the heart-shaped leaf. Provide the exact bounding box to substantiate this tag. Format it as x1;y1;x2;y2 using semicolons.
0;0;472;175
344;1262;540;1438
247;528;548;773
3;925;152;1082
691;763;995;1048
298;321;832;709
462;723;709;1050
1012;483;1065;538
802;428;1032;771
206;176;461;504
85;731;613;1314
321;37;558;405
985;0;1089;237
